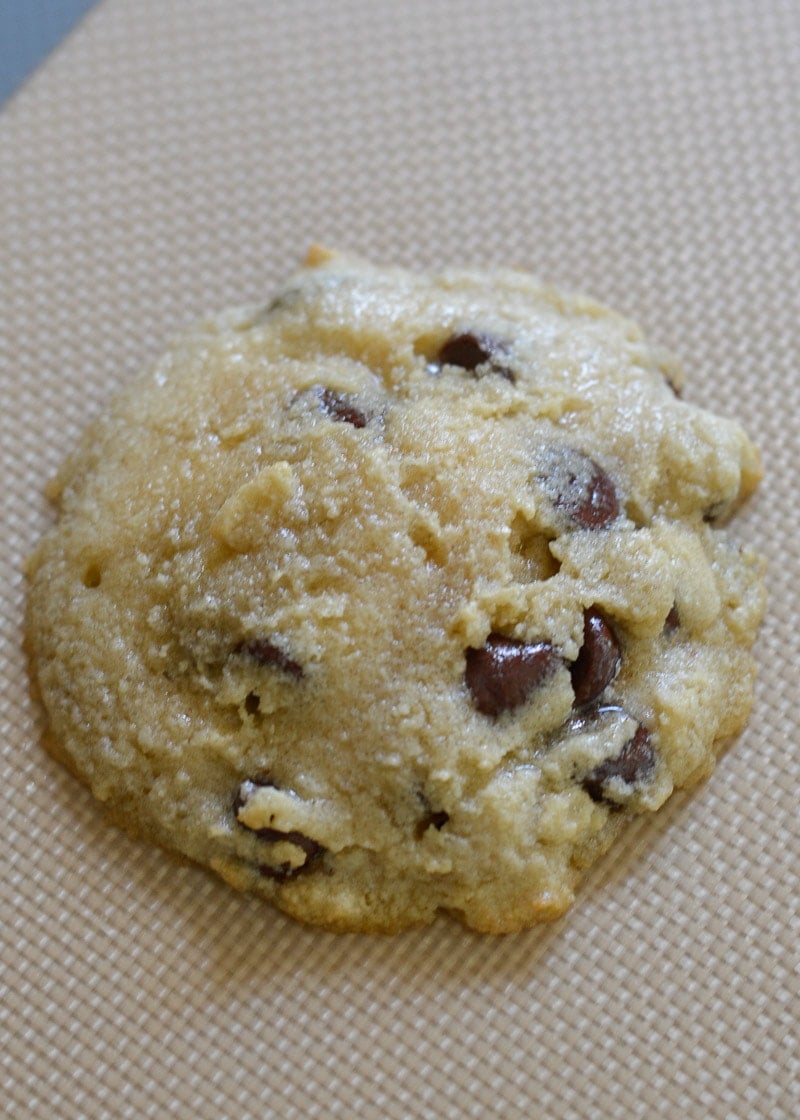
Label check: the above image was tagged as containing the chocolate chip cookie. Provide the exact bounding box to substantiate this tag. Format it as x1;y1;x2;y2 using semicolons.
25;247;766;932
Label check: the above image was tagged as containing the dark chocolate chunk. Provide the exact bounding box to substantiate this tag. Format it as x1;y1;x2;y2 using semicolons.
438;331;515;381
317;387;368;428
582;723;655;805
235;638;303;679
536;445;620;529
570;608;621;708
466;633;559;717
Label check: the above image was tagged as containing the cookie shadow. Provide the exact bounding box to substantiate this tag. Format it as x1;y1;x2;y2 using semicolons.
164;779;704;1003
27;684;714;1011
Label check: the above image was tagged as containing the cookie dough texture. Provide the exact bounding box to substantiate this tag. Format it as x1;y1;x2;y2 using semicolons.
26;247;765;933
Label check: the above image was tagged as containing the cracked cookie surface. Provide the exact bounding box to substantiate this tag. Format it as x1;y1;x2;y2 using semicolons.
26;247;766;932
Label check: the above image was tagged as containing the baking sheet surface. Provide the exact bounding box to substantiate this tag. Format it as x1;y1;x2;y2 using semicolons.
2;2;798;1116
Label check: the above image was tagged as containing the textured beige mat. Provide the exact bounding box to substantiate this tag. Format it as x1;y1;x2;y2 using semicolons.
2;1;798;1116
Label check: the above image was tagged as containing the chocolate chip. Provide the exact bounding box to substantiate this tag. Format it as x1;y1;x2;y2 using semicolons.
466;633;559;717
570;608;621;708
582;723;655;805
244;691;261;715
256;829;325;881
536;445;620;529
233;773;274;816
235;638;303;679
439;332;496;370
251;826;322;856
438;332;515;381
317;387;368;428
664;604;680;633
235;776;324;880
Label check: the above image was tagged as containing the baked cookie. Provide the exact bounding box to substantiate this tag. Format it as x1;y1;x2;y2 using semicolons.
26;247;765;933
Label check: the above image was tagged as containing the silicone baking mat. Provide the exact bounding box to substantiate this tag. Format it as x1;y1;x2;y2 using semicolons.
2;1;797;1116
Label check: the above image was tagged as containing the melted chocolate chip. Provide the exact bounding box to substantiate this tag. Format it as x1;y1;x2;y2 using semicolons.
256;829;325;881
582;723;655;805
536;445;620;529
466;633;559;717
235;776;324;880
233;773;274;816
317;387;368;428
438;332;515;381
235;639;303;679
664;604;680;633
570;609;621;708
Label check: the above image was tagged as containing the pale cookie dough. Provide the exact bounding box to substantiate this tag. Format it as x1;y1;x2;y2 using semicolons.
26;247;766;933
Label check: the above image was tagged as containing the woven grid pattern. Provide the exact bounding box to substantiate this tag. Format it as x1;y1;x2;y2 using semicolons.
1;1;798;1116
